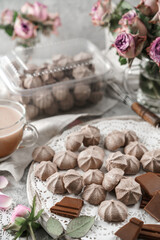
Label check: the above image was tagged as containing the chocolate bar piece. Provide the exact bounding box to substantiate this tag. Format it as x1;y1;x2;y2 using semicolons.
139;224;160;239
140;193;151;209
50;197;83;219
115;218;143;240
144;191;160;221
135;172;160;198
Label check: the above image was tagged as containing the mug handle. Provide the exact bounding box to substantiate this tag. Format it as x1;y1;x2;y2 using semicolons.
20;123;38;148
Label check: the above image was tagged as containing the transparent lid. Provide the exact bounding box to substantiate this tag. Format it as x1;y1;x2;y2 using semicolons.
0;38;111;96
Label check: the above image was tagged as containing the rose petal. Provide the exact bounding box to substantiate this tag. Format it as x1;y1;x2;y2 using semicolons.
0;176;8;189
0;193;12;209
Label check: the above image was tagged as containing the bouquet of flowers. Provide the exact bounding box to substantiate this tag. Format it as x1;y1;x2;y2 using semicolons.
0;1;61;47
90;0;160;68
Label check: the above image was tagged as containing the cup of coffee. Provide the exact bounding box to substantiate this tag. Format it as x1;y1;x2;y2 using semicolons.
0;99;38;161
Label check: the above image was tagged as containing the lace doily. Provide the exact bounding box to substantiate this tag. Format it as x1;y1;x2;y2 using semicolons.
27;118;160;240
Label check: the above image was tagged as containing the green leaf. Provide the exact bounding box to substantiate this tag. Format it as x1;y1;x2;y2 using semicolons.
13;11;18;22
33;209;43;221
5;25;13;36
15;217;26;226
119;56;127;65
66;216;95;238
12;223;28;240
29;196;36;220
46;217;63;237
31;222;41;229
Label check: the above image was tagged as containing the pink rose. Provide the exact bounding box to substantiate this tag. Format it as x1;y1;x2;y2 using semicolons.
43;13;61;34
14;16;37;39
119;10;147;36
137;0;158;16
33;2;48;22
147;37;160;67
21;2;35;16
11;205;31;223
114;32;146;59
90;0;111;26
1;9;13;25
150;1;160;23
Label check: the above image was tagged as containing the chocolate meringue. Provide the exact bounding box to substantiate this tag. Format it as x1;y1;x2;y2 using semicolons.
102;168;124;192
33;90;54;109
25;104;39;120
65;132;84;152
52;85;69;101
23;75;43;89
83;169;104;185
48;64;64;80
78;146;104;171
26;63;37;74
52;54;65;65
59;93;74;111
140;149;160;172
125;155;140;175
73;52;92;62
124;130;138;145
105;151;127;172
35;161;57;181
88;91;103;104
124;141;148;160
82;183;106;205
74;84;91;101
115;178;142;205
98;200;128;222
63;169;83;195
45;102;59;116
53;150;77;170
81;125;100;147
46;172;66;194
104;130;125;151
32;145;55;162
72;65;92;80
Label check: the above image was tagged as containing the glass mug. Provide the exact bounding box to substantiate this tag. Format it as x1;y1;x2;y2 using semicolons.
0;99;38;161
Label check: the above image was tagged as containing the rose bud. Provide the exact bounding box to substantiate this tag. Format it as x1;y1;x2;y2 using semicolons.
1;9;13;25
43;13;61;34
137;0;158;16
11;205;31;223
147;37;160;67
21;2;35;16
119;10;147;36
13;16;37;39
90;0;111;26
114;32;146;59
33;2;48;22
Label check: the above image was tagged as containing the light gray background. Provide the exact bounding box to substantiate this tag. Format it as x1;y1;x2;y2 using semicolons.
0;0;139;55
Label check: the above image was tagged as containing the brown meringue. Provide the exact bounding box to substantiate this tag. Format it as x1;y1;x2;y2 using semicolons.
44;102;59;116
102;168;124;192
105;151;127;172
104;130;125;151
83;169;104;185
98;200;128;222
140;149;160;172
59;93;74;111
53;150;77;170
35;161;57;181
25;104;39;120
52;54;65;65
73;52;92;62
32;145;55;162
88;91;103;104
63;169;84;195
81;125;100;147
52;85;69;101
78;146;104;172
124;141;148;160
125;155;140;175
65;132;84;152
33;90;54;109
82;183;106;205
74;84;91;101
124;130;138;145
46;172;66;194
115;178;142;205
72;65;92;80
23;75;43;89
48;64;64;80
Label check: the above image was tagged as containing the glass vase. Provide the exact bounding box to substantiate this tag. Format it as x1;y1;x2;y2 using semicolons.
137;57;160;113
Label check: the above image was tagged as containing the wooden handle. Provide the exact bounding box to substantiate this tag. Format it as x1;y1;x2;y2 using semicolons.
131;102;160;127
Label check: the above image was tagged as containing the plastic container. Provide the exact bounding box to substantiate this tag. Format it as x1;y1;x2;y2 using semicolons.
0;38;111;120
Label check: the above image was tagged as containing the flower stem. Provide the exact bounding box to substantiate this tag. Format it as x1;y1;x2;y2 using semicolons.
28;223;36;240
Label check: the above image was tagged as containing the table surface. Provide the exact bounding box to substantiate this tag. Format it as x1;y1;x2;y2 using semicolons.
1;101;136;240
